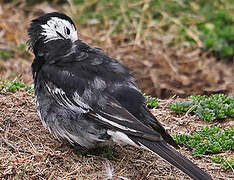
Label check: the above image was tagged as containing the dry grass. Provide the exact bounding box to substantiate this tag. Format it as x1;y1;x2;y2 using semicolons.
0;2;233;98
0;91;233;179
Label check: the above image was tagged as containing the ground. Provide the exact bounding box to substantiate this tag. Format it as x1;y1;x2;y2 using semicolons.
0;91;233;179
0;2;233;180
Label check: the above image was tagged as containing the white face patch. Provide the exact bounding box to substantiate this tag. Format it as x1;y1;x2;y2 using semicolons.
41;17;78;43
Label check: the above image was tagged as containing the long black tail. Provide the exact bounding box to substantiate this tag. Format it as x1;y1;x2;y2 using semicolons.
130;136;213;180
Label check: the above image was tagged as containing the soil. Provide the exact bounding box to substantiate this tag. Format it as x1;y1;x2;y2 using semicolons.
0;91;233;180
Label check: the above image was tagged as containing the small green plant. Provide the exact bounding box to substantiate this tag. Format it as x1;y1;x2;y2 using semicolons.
145;95;159;109
174;126;234;156
170;101;194;114
76;146;116;159
0;79;33;93
170;94;234;122
0;49;14;61
198;9;234;60
211;155;234;171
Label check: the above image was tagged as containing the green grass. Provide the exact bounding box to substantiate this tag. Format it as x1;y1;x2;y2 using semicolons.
145;95;159;109
0;79;33;93
4;0;233;60
174;126;233;156
174;126;233;171
170;94;234;122
211;155;234;171
198;9;234;60
0;49;14;61
0;44;30;61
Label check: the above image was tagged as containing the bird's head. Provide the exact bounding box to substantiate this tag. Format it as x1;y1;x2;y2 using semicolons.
28;12;78;52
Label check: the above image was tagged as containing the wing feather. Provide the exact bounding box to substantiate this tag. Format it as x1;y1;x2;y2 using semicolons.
40;40;165;143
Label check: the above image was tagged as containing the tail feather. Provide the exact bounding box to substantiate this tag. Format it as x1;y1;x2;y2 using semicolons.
130;136;213;180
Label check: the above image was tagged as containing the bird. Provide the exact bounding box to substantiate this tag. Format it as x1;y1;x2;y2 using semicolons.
28;12;213;180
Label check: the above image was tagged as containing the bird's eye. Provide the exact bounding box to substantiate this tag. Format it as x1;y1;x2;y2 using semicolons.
66;27;70;35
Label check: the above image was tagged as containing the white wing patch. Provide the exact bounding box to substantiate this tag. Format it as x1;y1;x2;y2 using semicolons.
41;17;78;43
45;83;89;113
107;130;138;147
73;92;90;109
92;113;137;133
99;110;133;123
45;83;139;134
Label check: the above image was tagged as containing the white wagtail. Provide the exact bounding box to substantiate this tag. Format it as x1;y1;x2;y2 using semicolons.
28;12;212;180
